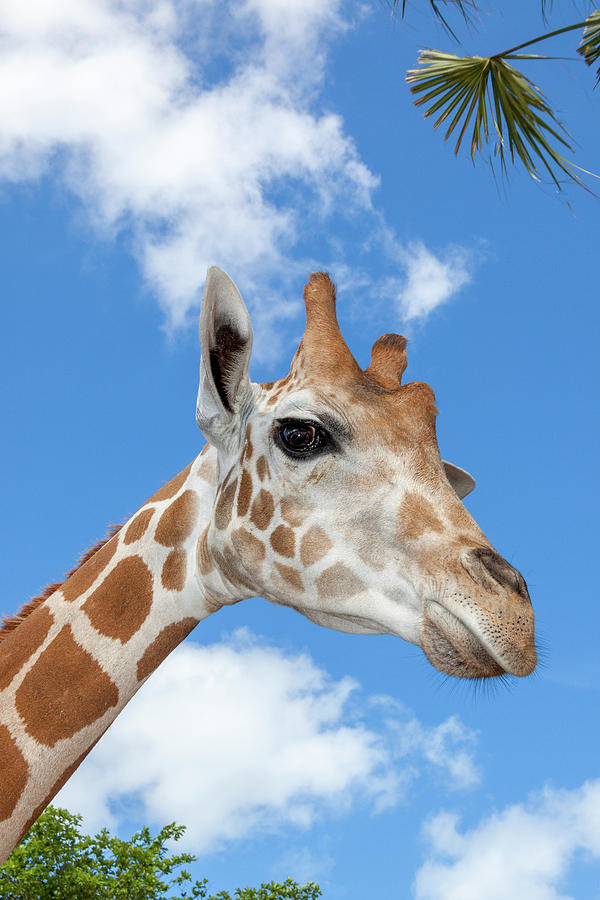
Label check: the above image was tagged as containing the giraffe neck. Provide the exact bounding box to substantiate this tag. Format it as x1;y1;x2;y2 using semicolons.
0;444;227;862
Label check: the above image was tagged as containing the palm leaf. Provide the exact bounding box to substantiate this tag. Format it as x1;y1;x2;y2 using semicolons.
541;0;553;22
577;9;600;86
392;1;479;37
406;49;586;189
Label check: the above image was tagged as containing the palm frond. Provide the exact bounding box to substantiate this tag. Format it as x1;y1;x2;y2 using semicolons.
406;50;583;189
577;9;600;85
541;0;553;23
392;1;479;37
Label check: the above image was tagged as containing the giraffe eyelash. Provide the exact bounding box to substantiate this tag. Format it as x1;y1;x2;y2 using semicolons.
273;419;335;459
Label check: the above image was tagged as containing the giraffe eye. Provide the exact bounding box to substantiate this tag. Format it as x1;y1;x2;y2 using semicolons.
275;420;329;457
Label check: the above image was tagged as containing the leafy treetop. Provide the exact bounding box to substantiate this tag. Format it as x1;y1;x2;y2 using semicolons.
0;806;321;900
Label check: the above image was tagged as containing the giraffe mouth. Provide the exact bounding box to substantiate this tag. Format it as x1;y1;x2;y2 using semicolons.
421;601;506;679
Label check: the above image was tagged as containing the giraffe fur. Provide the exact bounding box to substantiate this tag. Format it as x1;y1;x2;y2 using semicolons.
0;267;536;861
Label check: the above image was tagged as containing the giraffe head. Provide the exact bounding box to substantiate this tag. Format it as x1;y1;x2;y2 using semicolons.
196;267;536;679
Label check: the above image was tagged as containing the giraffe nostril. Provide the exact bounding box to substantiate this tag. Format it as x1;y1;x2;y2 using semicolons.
469;548;530;602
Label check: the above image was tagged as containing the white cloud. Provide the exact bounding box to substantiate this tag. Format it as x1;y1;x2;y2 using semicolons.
56;630;479;853
396;242;472;321
415;780;600;900
370;696;480;798
271;846;335;885
389;714;480;790
0;0;473;351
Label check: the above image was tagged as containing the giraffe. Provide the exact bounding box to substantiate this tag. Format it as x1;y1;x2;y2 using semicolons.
0;267;536;862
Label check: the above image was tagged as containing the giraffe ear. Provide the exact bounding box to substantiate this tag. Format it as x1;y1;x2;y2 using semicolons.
443;461;476;500
196;267;253;448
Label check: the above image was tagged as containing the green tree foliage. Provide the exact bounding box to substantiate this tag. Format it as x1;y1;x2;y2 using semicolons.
0;807;321;900
395;1;600;190
209;881;322;900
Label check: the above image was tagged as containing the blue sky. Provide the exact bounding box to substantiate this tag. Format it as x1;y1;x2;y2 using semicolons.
1;1;599;897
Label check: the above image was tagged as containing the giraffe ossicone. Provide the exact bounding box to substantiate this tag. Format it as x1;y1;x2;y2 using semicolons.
0;266;536;861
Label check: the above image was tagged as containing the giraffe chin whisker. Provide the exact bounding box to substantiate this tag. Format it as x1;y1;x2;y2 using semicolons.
421;600;508;680
0;265;537;862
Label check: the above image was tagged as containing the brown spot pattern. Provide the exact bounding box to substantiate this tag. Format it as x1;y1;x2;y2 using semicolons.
237;469;253;517
83;556;153;643
270;525;295;558
275;562;303;591
356;543;385;571
448;502;477;531
124;508;153;545
250;489;274;530
146;462;192;503
161;550;187;592
17;741;101;842
16;626;119;747
399;492;444;541
214;479;238;531
0;606;54;693
213;546;255;593
136;618;199;682
155;490;200;547
197;526;214;575
0;526;123;640
280;497;306;527
60;534;120;604
317;563;365;599
221;464;235;489
256;455;269;481
300;526;332;566
0;725;29;821
245;424;253;460
18;801;47;845
232;527;266;564
197;456;216;481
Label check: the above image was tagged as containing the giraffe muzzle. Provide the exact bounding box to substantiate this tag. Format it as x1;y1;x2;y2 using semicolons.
421;549;537;679
422;601;505;679
421;597;537;679
467;547;530;602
